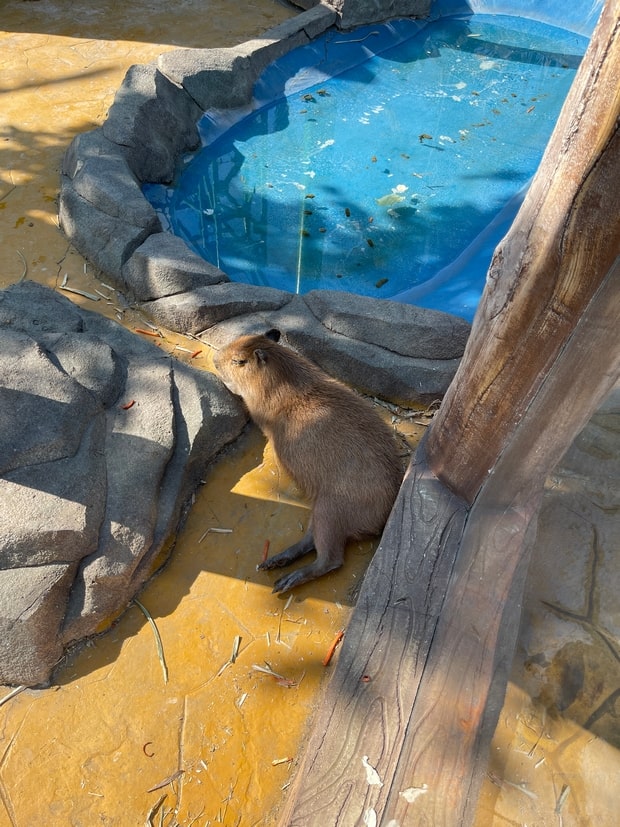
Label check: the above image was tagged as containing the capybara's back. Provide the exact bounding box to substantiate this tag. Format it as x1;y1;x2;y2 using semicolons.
214;329;403;591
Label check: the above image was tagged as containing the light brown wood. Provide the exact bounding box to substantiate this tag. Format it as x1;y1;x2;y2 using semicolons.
426;0;620;503
382;257;620;826
277;441;468;824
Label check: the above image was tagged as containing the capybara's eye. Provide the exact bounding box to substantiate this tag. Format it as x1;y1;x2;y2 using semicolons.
232;358;247;366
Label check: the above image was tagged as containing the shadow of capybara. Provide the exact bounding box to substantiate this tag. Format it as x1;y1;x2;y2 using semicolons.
213;329;403;592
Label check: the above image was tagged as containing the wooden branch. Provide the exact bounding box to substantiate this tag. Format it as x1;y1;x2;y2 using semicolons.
382;257;620;826
426;0;620;503
277;441;468;824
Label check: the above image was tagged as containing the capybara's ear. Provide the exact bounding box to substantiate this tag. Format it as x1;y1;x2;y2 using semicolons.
265;328;281;343
254;348;268;365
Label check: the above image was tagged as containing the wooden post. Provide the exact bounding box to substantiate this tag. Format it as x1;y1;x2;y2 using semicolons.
278;2;620;824
382;258;619;825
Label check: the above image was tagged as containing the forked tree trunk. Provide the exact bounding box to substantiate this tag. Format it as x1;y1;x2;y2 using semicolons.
279;2;619;824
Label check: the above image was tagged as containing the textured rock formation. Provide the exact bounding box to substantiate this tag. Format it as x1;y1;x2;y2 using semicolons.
0;282;246;685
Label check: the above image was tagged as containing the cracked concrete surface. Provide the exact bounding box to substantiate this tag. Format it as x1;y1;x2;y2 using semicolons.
0;1;618;825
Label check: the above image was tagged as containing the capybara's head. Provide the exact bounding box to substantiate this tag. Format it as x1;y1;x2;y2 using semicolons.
213;329;285;398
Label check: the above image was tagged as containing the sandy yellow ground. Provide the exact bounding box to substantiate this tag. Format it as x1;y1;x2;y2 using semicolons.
1;2;619;826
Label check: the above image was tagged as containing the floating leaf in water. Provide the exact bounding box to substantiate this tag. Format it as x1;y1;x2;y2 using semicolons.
376;183;408;207
376;194;404;206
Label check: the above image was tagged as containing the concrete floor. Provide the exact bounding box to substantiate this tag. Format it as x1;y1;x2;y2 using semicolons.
1;2;618;825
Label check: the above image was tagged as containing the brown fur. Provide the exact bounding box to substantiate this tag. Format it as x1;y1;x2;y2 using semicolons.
213;329;403;592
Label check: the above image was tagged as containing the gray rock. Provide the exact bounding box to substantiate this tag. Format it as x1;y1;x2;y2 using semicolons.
0;281;247;685
197;295;315;351
141;282;292;335
0;329;101;474
199;293;465;404
103;63;202;183
285;316;461;404
0;278;83;333
0;565;77;687
68;155;156;225
58;180;161;282
0;415;107;569
61;128;126;179
331;0;431;29
265;4;337;41
157;48;256;112
240;5;337;81
157;6;335;112
58;129;161;280
303;290;470;360
39;332;125;408
121;232;229;302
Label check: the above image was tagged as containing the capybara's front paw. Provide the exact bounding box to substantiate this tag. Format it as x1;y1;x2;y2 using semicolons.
272;569;309;593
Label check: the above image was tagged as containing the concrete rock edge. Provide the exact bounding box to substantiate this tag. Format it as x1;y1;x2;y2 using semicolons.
58;0;464;408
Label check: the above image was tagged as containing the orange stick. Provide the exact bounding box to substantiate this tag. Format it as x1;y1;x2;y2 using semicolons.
261;539;270;564
190;348;202;358
134;327;160;337
120;399;135;410
322;630;344;667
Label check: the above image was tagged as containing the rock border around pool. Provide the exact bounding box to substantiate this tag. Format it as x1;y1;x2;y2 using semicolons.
58;0;471;406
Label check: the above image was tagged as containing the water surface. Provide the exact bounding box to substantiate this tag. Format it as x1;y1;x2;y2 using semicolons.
146;14;586;320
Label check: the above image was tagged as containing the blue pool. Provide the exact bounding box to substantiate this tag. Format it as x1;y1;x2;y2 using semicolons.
145;3;595;321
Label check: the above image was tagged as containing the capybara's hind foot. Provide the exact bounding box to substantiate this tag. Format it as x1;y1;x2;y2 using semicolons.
272;559;343;593
258;550;297;572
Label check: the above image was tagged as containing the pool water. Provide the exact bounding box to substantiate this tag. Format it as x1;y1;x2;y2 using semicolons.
145;14;587;321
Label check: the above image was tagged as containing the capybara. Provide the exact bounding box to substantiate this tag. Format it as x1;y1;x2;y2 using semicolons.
213;329;403;592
